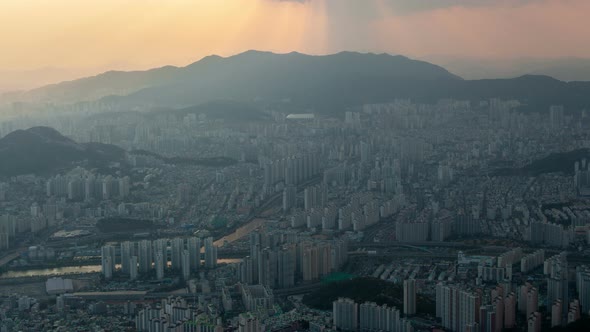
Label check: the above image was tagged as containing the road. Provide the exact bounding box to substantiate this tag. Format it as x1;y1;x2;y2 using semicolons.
0;250;24;268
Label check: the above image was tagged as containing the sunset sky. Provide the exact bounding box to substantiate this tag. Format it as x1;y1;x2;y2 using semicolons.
0;0;588;89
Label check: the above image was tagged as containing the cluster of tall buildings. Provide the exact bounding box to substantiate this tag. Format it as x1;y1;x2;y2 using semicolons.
332;298;414;332
394;207;429;242
303;184;327;211
365;159;404;193
239;284;275;312
430;210;455;242
437;282;529;332
337;193;381;232
527;221;573;248
545;252;570;320
518;282;539;318
551;299;582;328
455;209;482;236
435;284;482;332
0;213;50;250
435;275;563;332
474;248;522;283
289;191;405;232
135;287;265;332
437;251;589;332
0;214;17;250
136;297;224;332
520;250;545;274
238;231;348;288
262;153;321;191
46;173;130;201
394;206;460;243
101;236;217;280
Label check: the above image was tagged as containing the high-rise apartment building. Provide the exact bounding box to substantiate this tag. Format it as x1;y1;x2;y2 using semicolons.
403;279;416;315
101;245;116;279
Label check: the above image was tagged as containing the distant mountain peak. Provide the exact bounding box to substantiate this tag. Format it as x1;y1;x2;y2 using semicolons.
2;126;73;145
27;126;77;144
515;74;561;82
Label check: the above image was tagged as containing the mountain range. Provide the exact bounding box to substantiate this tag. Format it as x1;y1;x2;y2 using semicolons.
3;51;590;113
426;57;590;82
0;127;126;176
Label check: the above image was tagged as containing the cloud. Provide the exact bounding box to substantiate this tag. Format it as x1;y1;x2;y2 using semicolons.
372;0;590;58
273;0;543;15
384;0;541;14
272;0;309;3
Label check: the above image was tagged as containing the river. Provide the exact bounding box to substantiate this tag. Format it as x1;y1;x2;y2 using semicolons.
0;218;264;279
0;258;242;279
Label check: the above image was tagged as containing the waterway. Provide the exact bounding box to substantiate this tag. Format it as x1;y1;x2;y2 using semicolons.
0;217;262;279
0;258;241;279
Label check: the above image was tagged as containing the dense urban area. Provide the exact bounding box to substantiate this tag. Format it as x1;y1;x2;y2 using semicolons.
1;97;590;332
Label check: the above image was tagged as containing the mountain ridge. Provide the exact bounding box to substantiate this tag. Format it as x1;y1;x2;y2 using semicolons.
5;50;460;104
3;51;590;114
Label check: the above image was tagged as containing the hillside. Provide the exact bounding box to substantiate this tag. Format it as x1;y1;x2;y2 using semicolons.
0;127;126;176
12;66;181;103
495;149;590;176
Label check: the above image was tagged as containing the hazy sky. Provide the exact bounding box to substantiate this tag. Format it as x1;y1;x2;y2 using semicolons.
0;0;588;89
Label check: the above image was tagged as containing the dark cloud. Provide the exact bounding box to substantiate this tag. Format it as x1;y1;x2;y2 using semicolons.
386;0;540;14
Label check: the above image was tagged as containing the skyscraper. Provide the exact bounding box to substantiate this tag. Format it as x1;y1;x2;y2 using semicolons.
436;284;480;332
526;287;539;318
359;301;401;332
204;237;217;269
155;251;165;281
333;298;358;331
258;247;277;288
138;240;152;274
101;245;116;279
277;246;295;288
282;185;297;212
152;238;167;272
129;256;138;280
547;252;568;318
181;249;190;280
120;241;134;275
171;238;184;271
404;279;416;315
527;312;542;332
504;292;516;329
575;265;590;315
187;237;201;272
551;300;562;327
